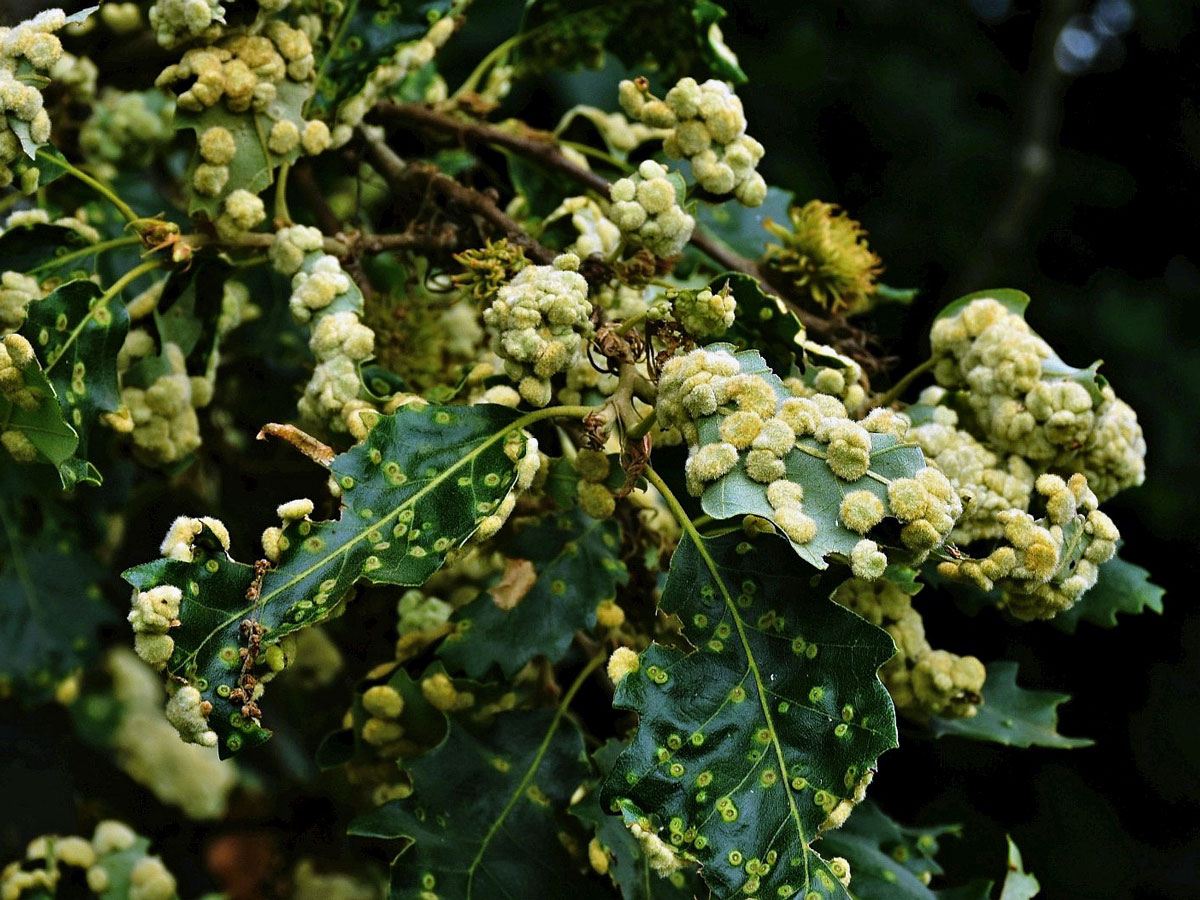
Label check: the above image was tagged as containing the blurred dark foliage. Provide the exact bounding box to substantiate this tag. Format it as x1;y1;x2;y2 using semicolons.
0;1;1196;897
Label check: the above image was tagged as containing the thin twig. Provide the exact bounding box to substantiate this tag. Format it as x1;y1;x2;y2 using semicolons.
369;101;881;364
357;128;555;264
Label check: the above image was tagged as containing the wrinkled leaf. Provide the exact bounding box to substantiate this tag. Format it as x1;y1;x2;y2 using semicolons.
930;662;1091;749
25;278;130;466
519;0;746;84
698;346;928;569
1051;554;1163;633
817;802;991;900
308;0;458;116
122;402;528;756
350;708;610;900
601;529;898;900
575;740;705;899
439;505;628;678
174;80;311;217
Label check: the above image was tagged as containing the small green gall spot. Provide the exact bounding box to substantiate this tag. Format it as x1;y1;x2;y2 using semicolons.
490;757;510;773
736;541;752;554
226;734;242;751
790;777;808;791
205;559;219;573
645;665;668;684
298;521;312;536
550;579;566;595
808;686;824;703
693;614;708;627
340;476;355;489
383;462;406;485
690;731;705;746
393;523;408;538
369;448;383;464
484;472;502;487
728;850;744;866
359;508;376;519
805;643;818;659
760;768;778;787
625;771;639;785
791;637;807;654
667;734;682;750
668;762;685;778
715;622;732;639
694;835;708;850
728;684;746;703
304;536;324;552
777;701;790;713
216;684;231;698
842;704;854;721
422;873;436;889
188;580;199;595
364;556;382;572
410;546;427;558
433;537;451;552
696;770;713;787
707;639;724;652
754;727;771;745
219;647;239;665
55;313;68;331
834;723;849;737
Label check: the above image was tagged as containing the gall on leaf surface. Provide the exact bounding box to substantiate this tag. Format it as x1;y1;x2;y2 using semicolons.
350;707;611;900
23;278;131;481
439;504;629;678
600;529;898;900
930;661;1091;749
122;402;527;757
574;739;706;899
697;346;928;569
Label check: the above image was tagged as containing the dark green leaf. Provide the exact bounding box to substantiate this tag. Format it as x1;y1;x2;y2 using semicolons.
439;505;628;678
1051;554;1164;633
0;478;112;702
575;740;705;899
698;346;928;569
816;802;991;900
0;222;94;276
519;0;746;84
308;0;457;116
715;272;806;375
350;708;610;900
25;278;130;465
122;402;529;757
930;662;1091;749
601;529;898;900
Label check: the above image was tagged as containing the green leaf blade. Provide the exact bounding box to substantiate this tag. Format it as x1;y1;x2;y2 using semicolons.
1051;554;1163;633
601;530;898;900
439;506;628;678
122;403;526;756
350;709;609;900
930;662;1091;749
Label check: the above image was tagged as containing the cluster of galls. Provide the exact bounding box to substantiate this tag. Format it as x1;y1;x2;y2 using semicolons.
930;297;1144;500
273;231;381;438
938;472;1119;620
0;9;70;191
483;253;593;407
78;89;173;178
619;76;767;207
834;578;986;721
2;820;176;900
575;448;617;520
0;334;41;463
608;160;696;258
673;283;736;339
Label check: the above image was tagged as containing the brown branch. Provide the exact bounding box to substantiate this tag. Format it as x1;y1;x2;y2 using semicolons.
357;128;555;264
291;162;341;235
369;101;882;367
